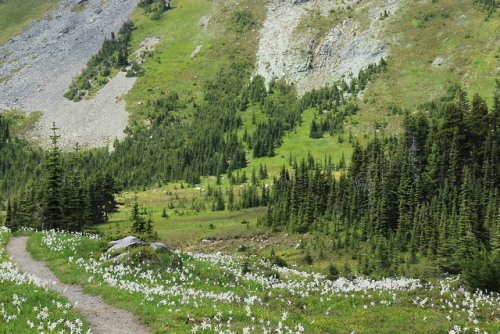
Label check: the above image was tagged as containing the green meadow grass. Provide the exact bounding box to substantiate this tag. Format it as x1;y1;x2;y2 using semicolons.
0;231;92;333
0;0;60;45
26;231;500;334
237;107;354;181
125;0;267;119
358;0;499;132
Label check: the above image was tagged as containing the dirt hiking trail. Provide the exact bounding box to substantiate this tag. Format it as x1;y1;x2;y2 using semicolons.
6;236;151;334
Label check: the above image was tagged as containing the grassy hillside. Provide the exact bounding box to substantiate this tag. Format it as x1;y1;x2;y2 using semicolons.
355;0;499;136
0;0;59;46
125;0;267;119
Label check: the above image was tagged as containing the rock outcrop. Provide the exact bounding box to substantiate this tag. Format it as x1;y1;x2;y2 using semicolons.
255;0;399;95
107;236;170;253
107;236;146;252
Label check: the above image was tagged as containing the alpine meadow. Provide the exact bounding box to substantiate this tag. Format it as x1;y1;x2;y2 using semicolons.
0;0;499;333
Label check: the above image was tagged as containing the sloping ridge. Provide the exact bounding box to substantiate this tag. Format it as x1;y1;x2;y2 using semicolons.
255;0;398;95
0;0;140;149
6;236;150;334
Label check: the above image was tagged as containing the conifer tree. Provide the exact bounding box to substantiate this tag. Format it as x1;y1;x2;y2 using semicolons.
131;197;146;233
43;123;64;230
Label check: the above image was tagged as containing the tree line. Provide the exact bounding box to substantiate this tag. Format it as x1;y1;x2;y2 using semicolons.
262;83;500;281
3;125;119;231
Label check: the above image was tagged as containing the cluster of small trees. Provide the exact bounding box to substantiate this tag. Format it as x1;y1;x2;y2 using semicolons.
3;125;119;231
264;83;500;280
138;0;171;20
474;0;498;16
64;21;135;101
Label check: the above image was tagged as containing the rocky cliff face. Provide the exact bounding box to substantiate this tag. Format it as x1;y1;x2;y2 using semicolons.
255;0;399;94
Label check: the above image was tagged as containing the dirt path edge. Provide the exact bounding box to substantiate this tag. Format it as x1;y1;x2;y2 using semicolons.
6;236;151;334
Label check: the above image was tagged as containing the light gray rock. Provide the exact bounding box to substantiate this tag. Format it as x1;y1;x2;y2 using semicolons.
107;236;145;252
150;242;169;251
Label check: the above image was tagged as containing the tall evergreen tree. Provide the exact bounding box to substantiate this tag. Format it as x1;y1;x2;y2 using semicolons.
43;123;64;230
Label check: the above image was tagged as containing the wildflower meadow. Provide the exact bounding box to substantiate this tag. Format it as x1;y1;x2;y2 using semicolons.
0;227;91;333
10;228;498;333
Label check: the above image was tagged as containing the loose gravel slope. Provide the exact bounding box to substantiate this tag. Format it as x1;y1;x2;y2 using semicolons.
0;0;139;149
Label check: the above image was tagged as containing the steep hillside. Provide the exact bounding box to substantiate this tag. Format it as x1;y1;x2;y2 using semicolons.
0;0;139;148
0;0;498;148
356;0;500;135
255;0;397;94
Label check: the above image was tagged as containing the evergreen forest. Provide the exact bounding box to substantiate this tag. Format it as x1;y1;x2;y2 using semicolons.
1;0;499;297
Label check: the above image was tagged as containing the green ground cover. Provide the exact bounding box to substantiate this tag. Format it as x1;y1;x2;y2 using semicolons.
0;0;60;45
125;0;267;119
0;229;92;333
358;0;499;135
24;230;500;333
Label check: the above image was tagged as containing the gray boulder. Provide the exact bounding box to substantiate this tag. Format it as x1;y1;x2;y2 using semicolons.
150;242;170;252
107;236;145;252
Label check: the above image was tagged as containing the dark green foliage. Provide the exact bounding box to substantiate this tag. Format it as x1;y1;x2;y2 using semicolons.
241;260;251;274
3;124;120;232
473;0;498;16
139;0;171;19
462;249;500;293
0;114;44;197
309;118;323;138
303;252;314;265
268;255;288;268
126;62;145;77
243;75;267;105
130;198;156;239
88;172;119;225
212;188;225;211
264;85;500;276
43;124;64;229
327;263;340;280
131;198;145;233
230;9;256;33
250;81;300;158
64;21;135;101
0;114;10;149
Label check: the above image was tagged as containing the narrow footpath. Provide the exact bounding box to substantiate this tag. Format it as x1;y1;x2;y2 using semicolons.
6;236;151;334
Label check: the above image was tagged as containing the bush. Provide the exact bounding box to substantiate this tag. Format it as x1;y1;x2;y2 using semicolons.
327;263;339;280
150;10;162;20
303;253;313;265
268;255;288;268
462;250;500;293
231;9;255;33
241;260;251;274
263;269;280;280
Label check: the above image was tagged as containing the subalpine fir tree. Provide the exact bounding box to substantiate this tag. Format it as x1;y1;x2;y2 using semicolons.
43;123;64;230
131;198;146;234
62;148;87;231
